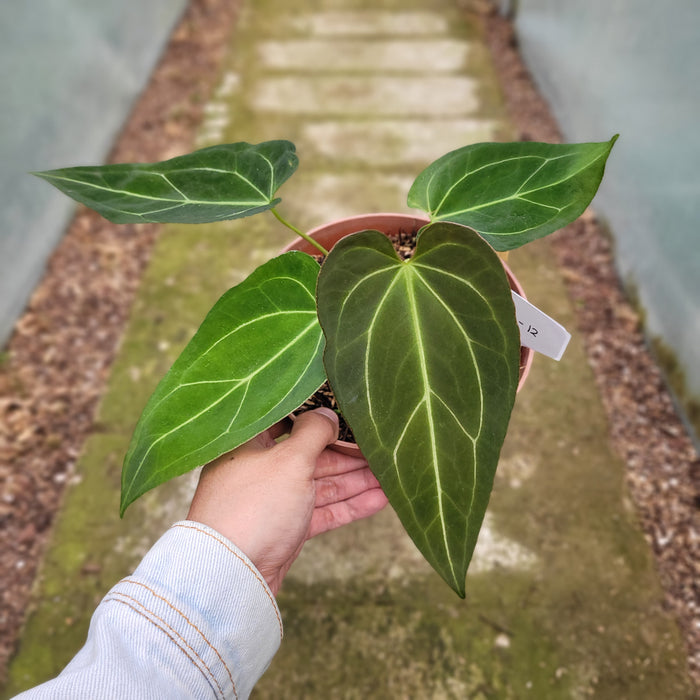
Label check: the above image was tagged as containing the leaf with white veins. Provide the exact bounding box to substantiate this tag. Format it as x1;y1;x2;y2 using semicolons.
408;137;617;251
121;251;324;514
317;222;520;595
33;140;298;224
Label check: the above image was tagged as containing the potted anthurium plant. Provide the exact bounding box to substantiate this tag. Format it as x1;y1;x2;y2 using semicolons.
35;136;616;596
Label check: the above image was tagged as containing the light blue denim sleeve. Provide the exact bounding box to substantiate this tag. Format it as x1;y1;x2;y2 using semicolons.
13;521;283;700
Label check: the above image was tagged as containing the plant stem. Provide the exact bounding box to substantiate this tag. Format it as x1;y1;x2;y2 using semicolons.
270;208;329;256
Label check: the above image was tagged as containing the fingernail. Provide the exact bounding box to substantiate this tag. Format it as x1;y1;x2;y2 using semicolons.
315;407;339;426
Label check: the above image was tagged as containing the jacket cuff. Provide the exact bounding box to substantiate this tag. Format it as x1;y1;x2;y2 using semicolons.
107;520;282;699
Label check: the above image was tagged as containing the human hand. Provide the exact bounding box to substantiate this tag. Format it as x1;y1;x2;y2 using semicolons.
186;408;388;595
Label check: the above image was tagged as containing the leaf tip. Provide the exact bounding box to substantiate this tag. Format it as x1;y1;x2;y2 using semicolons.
119;473;140;517
448;578;467;599
119;493;131;518
604;134;620;156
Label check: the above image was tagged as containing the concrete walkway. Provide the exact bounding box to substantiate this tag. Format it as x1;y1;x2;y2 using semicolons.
4;0;694;697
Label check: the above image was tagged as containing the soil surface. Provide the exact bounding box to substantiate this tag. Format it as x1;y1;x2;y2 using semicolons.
0;0;697;691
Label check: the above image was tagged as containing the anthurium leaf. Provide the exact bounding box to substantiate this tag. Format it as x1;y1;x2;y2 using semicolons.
120;251;324;515
317;222;520;596
407;136;618;251
33;140;298;224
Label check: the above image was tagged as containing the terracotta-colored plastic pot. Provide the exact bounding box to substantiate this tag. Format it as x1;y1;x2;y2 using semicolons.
282;213;534;455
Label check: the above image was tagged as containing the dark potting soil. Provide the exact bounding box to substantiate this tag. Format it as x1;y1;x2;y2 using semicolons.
297;380;356;443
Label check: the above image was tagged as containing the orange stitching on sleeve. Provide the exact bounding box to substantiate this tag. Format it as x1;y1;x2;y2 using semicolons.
105;591;232;698
172;522;283;640
121;578;235;693
105;596;235;700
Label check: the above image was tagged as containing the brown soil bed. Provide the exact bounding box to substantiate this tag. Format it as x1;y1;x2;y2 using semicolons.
0;0;240;685
480;5;699;687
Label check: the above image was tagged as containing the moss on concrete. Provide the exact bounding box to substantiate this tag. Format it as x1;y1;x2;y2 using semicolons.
650;335;700;443
621;265;699;444
260;574;572;699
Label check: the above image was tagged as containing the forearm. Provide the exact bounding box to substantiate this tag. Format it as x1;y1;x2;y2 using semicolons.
13;522;282;700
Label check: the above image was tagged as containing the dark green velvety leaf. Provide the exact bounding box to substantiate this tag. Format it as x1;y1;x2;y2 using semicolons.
317;222;520;595
33;140;298;224
407;136;617;251
121;251;324;514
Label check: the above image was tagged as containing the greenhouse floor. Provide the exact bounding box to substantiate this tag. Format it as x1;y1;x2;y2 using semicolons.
3;1;696;697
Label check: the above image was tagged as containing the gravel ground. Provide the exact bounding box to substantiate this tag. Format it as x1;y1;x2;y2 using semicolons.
0;0;697;692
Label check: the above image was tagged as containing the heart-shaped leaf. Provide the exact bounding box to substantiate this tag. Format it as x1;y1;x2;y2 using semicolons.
317;222;520;595
121;251;324;515
408;136;617;251
33;140;298;224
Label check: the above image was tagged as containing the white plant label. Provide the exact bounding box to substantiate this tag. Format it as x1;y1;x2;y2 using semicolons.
512;291;571;361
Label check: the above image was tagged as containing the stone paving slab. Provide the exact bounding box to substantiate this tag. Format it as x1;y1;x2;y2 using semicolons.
4;1;694;697
288;11;451;36
257;39;472;72
302;120;499;166
251;75;481;117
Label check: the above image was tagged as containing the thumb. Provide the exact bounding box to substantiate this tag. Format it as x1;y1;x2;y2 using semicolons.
283;407;339;461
